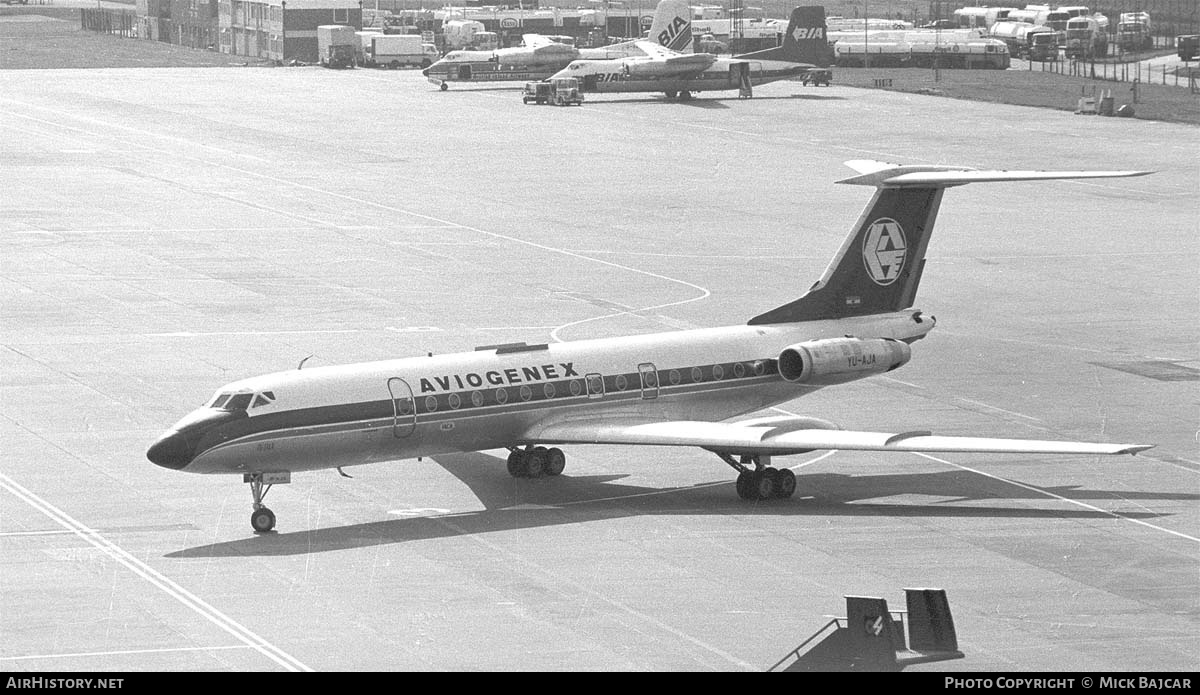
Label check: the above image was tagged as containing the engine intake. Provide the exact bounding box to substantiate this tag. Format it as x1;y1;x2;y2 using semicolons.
778;337;911;384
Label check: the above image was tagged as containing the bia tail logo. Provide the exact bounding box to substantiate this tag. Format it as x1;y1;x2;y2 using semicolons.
862;218;907;286
792;27;826;41
658;17;692;51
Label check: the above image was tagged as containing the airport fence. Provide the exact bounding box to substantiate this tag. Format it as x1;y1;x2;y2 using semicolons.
1030;57;1199;91
80;8;136;38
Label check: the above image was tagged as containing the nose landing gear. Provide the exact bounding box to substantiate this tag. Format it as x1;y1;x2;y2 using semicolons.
244;471;291;533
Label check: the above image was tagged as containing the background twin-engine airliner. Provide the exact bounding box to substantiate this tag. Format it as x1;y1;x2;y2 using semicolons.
147;161;1153;533
550;5;834;100
422;0;693;90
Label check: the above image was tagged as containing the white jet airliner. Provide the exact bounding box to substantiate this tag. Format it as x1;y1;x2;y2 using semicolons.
148;161;1153;533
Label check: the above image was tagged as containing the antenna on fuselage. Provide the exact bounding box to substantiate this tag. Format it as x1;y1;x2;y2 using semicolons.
297;354;313;370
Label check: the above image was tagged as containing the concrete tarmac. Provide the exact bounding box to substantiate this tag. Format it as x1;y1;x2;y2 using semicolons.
1;67;1197;672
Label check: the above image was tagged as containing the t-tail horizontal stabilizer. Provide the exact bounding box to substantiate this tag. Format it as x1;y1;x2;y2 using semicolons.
749;161;1152;324
769;588;965;672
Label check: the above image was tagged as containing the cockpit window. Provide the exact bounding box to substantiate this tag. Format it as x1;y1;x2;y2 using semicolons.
252;392;276;408
224;393;253;411
210;391;274;411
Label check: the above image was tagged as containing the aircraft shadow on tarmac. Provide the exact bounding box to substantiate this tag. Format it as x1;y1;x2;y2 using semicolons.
167;452;1186;558
587;94;845;107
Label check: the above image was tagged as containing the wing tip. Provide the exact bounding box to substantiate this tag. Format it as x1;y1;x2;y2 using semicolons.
1118;444;1155;455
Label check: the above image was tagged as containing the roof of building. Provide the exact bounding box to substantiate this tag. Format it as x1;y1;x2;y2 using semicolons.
259;0;361;9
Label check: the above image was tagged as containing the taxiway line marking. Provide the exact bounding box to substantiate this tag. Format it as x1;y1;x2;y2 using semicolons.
0;644;254;663
914;453;1200;544
954;397;1043;422
0;473;313;672
0;102;712;344
149;329;361;337
428;513;759;671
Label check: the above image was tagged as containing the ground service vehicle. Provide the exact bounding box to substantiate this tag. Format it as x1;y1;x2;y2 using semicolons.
1117;12;1153;51
1178;35;1200;61
522;77;583;106
1064;16;1106;59
800;68;831;86
369;34;438;68
833;37;1010;69
318;25;357;68
1027;30;1059;61
989;21;1055;59
355;31;384;65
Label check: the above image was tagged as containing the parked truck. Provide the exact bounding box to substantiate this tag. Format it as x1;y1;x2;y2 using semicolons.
368;34;439;68
1178;34;1200;61
1117;12;1153;52
355;31;384;65
442;19;487;50
1064;16;1106;59
318;25;357;68
989;20;1056;59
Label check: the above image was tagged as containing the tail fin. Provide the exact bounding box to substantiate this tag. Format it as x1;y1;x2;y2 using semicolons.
646;0;693;53
748;161;1151;325
737;6;832;65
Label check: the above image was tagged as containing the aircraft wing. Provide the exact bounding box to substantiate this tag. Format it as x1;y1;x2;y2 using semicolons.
519;417;1151;456
620;51;716;78
521;33;553;48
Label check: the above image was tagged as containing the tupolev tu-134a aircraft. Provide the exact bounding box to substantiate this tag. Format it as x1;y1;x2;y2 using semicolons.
148;161;1154;533
421;0;693;90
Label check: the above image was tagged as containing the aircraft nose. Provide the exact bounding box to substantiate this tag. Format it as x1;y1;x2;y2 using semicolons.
146;430;193;470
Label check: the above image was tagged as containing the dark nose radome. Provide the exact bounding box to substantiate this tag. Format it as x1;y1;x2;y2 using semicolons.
147;431;193;470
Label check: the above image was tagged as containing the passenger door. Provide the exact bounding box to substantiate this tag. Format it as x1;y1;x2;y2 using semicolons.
387;377;416;438
638;362;659;400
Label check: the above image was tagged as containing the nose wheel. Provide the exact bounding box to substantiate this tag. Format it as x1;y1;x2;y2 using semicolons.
251;506;276;533
244;472;290;533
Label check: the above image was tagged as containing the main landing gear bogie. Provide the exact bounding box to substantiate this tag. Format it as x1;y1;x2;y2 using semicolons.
507;446;566;478
721;453;797;501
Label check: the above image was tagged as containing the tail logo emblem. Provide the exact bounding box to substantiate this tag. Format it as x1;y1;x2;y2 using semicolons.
862;218;907;286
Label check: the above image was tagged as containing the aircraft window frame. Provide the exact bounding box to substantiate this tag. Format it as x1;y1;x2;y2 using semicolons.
397;399;414;416
753;360;766;376
519;385;532;402
712;364;725;380
470;391;484;407
495;388;509;405
668;369;681;385
586;373;604;399
225;393;253;411
425;395;438;412
691;367;704;382
210;393;232;409
448;393;462;409
569;379;583;396
642;371;657;388
615;374;628;391
544;382;556;399
733;362;746;378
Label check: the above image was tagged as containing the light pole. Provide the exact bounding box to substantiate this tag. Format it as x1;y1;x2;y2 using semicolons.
864;0;869;69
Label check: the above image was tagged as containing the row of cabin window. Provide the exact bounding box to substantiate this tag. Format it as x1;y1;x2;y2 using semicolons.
395;361;771;415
